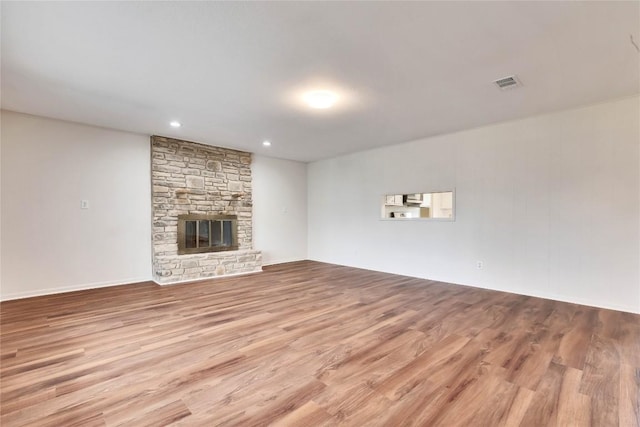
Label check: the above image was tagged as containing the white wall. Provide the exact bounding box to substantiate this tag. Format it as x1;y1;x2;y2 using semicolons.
0;112;3;293
5;96;638;313
0;111;309;300
1;111;153;300
253;155;307;265
308;96;640;314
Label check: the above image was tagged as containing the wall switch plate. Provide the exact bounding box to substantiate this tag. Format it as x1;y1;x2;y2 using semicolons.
81;200;89;209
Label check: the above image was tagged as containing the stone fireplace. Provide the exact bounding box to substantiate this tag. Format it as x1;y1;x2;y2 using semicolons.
151;136;262;284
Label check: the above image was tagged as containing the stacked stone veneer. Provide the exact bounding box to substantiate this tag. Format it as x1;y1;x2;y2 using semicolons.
151;136;262;284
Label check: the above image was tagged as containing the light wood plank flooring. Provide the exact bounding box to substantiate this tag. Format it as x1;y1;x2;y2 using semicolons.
1;261;639;426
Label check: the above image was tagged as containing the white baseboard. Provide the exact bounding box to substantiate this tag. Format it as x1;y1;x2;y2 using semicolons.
0;276;153;302
306;258;640;315
262;257;307;266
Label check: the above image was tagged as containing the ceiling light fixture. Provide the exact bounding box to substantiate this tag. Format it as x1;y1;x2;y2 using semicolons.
304;90;338;109
169;121;182;128
262;140;271;147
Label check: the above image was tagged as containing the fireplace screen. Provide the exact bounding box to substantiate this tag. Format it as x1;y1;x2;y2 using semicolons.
178;214;238;254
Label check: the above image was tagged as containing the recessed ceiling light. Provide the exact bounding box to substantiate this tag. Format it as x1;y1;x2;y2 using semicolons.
304;90;338;109
169;121;182;128
262;140;271;147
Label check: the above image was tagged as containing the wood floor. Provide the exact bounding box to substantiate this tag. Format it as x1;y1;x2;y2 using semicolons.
1;261;638;426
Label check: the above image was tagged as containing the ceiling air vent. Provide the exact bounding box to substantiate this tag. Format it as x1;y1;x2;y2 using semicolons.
494;75;522;90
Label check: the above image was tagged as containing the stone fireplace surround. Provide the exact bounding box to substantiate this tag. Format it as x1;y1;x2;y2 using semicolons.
151;136;262;284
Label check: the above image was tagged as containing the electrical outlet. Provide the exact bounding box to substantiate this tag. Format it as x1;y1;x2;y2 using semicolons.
476;261;484;269
81;200;89;209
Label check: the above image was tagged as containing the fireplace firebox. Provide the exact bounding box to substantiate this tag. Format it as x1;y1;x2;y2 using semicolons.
177;214;238;255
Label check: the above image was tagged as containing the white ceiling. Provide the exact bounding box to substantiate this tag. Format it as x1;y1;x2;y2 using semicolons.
2;1;639;162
